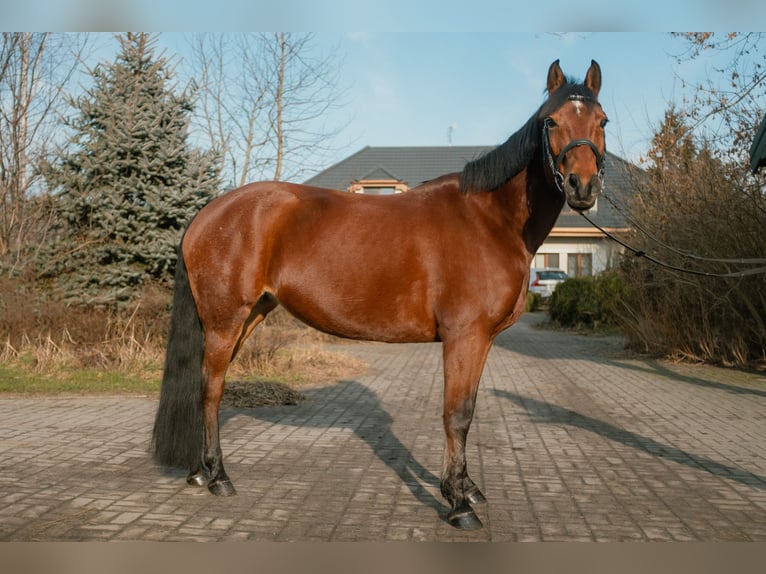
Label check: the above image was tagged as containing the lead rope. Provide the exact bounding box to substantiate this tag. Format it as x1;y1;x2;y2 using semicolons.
579;211;766;278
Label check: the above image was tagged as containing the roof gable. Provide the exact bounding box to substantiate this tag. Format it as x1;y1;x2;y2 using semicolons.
356;166;403;182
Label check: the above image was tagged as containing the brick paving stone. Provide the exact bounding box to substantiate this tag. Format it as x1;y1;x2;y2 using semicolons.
1;312;766;541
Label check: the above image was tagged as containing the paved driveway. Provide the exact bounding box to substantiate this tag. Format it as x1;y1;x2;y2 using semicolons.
1;313;765;541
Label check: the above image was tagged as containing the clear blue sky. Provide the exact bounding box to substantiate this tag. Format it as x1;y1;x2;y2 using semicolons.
69;31;764;178
7;2;765;179
5;1;764;32
299;33;710;164
154;32;760;175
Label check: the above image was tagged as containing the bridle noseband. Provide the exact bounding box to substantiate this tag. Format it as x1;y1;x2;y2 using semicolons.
542;95;606;194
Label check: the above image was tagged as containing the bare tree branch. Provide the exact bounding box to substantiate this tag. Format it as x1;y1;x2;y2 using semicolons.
670;32;766;162
183;32;349;187
0;32;90;272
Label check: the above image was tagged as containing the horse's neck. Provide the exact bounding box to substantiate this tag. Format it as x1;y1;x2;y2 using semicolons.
519;165;565;256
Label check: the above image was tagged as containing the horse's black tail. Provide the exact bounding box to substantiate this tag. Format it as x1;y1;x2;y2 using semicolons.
151;244;204;470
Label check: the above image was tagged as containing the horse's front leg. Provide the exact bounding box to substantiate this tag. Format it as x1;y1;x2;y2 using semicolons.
440;330;492;530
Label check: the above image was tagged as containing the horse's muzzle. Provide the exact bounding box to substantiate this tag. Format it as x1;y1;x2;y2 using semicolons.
563;172;602;212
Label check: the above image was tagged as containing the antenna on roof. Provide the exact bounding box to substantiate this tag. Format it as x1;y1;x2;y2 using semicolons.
447;123;457;146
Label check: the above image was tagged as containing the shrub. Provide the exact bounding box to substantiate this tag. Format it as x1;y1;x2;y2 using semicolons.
548;272;626;328
0;275;172;371
0;274;335;380
615;107;766;366
525;292;543;312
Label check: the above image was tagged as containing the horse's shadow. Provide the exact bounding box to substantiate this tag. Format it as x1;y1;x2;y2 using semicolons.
492;388;766;491
219;379;448;518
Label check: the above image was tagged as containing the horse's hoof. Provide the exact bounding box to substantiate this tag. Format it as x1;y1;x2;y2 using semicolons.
447;507;483;530
208;479;237;497
465;487;487;505
186;472;209;487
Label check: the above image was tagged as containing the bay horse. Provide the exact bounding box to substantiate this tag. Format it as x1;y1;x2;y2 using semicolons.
152;59;607;530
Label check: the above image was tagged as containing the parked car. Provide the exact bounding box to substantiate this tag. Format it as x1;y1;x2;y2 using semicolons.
528;268;568;299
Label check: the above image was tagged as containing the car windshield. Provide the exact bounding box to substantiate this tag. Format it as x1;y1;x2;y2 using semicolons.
538;271;567;281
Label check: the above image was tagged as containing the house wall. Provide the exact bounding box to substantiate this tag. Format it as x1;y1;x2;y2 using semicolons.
532;236;622;276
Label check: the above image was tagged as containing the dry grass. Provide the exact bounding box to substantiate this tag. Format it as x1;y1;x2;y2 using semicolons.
0;278;366;400
223;343;367;408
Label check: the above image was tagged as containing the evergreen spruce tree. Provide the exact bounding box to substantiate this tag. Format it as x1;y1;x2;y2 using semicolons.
42;33;220;305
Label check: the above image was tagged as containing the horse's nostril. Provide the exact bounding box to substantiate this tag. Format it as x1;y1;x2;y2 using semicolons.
568;173;580;189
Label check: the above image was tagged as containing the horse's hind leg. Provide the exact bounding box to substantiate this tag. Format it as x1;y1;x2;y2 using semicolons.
183;326;240;496
440;330;492;529
189;294;279;496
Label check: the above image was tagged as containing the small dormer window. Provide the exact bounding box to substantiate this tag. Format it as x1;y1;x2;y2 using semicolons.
349;179;408;195
348;168;408;195
355;185;398;195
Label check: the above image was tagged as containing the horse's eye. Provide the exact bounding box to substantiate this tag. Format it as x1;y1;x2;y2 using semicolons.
544;117;557;129
600;118;609;128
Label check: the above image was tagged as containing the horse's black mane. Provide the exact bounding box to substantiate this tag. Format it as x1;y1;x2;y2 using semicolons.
460;79;598;194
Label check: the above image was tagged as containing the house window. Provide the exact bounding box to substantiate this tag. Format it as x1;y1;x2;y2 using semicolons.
360;186;397;195
568;253;593;277
534;253;560;269
348;179;408;195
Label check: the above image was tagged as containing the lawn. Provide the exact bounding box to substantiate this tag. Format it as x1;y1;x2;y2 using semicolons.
0;360;161;395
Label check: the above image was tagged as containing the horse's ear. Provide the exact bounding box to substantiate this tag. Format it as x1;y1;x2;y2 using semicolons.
585;60;602;98
547;59;565;95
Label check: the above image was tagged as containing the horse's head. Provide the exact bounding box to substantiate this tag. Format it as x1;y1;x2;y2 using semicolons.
541;60;607;212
